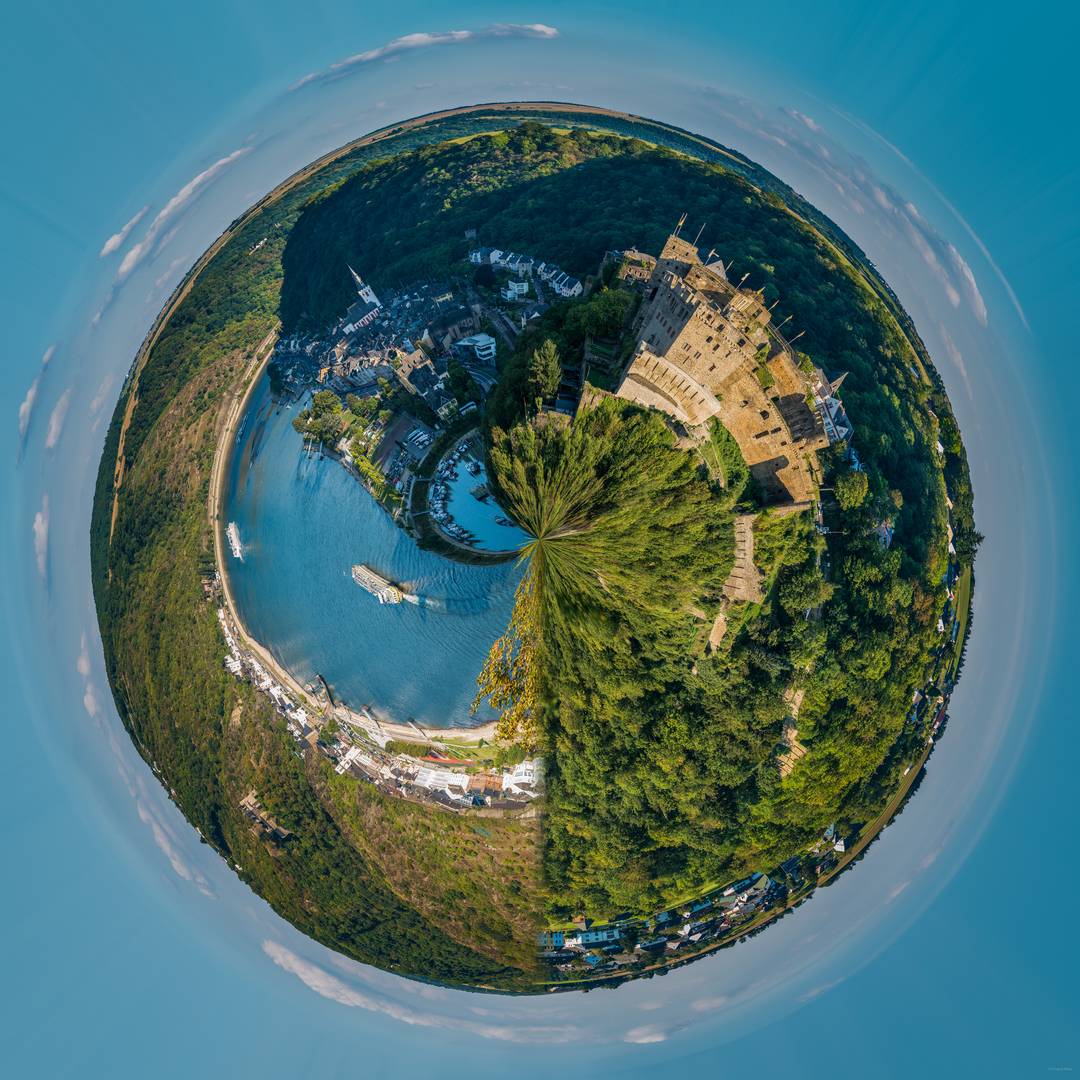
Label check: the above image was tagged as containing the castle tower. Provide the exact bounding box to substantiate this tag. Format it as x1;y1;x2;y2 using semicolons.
615;232;830;508
348;265;380;308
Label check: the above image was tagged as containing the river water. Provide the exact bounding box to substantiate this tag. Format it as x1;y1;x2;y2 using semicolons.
223;376;523;727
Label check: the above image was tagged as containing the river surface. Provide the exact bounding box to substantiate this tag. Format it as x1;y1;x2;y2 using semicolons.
224;376;522;727
437;453;531;553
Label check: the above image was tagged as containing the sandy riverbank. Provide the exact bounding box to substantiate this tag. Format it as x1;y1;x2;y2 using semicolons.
208;338;500;747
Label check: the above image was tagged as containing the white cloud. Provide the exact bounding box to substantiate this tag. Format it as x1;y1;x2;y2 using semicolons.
99;205;149;257
899;213;962;308
136;800;214;897
18;375;41;440
790;109;822;133
33;494;49;579
919;841;945;870
156;224;181;254
262;941;580;1043
711;91;997;334
622;1025;671;1044
89;376;113;416
83;681;101;718
939;324;973;399
77;633;91;677
886;878;911;903
832;105;1028;329
154;257;186;291
690;995;731;1012
45;388;71;449
292;23;559;90
946;243;988;326
872;185;894;212
17;346;55;443
91;288;115;328
799;977;843;1003
118;147;252;279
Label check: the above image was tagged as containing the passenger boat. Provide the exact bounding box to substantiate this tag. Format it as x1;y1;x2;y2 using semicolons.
226;522;243;560
351;564;404;604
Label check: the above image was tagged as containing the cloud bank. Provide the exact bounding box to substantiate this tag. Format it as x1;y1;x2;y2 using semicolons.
697;92;992;328
18;377;41;442
117;148;251;279
99;206;149;257
80;653;215;897
292;23;559;90
263;940;582;1043
17;345;55;447
89;376;113;417
45;388;71;449
135;800;214;896
827;104;1028;330
76;634;91;678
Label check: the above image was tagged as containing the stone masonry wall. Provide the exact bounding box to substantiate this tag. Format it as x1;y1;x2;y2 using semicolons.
616;234;827;506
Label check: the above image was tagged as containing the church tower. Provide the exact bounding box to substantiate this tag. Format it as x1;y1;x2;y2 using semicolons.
348;265;380;308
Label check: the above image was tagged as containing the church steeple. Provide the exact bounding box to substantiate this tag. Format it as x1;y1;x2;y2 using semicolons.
348;265;380;308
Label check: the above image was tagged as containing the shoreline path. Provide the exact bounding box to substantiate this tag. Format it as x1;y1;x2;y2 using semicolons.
208;334;500;747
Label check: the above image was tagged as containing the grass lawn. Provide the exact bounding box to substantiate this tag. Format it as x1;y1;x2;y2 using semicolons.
950;564;973;682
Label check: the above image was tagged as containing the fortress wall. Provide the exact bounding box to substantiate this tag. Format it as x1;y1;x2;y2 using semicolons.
616;233;828;507
619;348;721;426
618;373;691;424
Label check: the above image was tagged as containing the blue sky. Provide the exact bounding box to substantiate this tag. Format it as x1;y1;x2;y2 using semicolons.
3;3;1078;1076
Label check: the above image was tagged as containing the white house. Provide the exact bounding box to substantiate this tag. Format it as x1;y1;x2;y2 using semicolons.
414;767;469;793
455;332;497;363
501;279;529;301
551;271;583;298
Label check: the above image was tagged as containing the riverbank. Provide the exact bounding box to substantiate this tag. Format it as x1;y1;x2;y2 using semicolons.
210;356;503;747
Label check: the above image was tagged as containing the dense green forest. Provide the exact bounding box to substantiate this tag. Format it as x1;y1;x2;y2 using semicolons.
481;397;952;915
91;110;974;980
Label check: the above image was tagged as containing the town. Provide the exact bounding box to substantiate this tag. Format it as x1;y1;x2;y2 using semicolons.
275;242;591;556
219;222;972;988
214;603;543;816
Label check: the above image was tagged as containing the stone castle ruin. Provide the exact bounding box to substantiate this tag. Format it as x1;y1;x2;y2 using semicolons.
614;229;851;508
